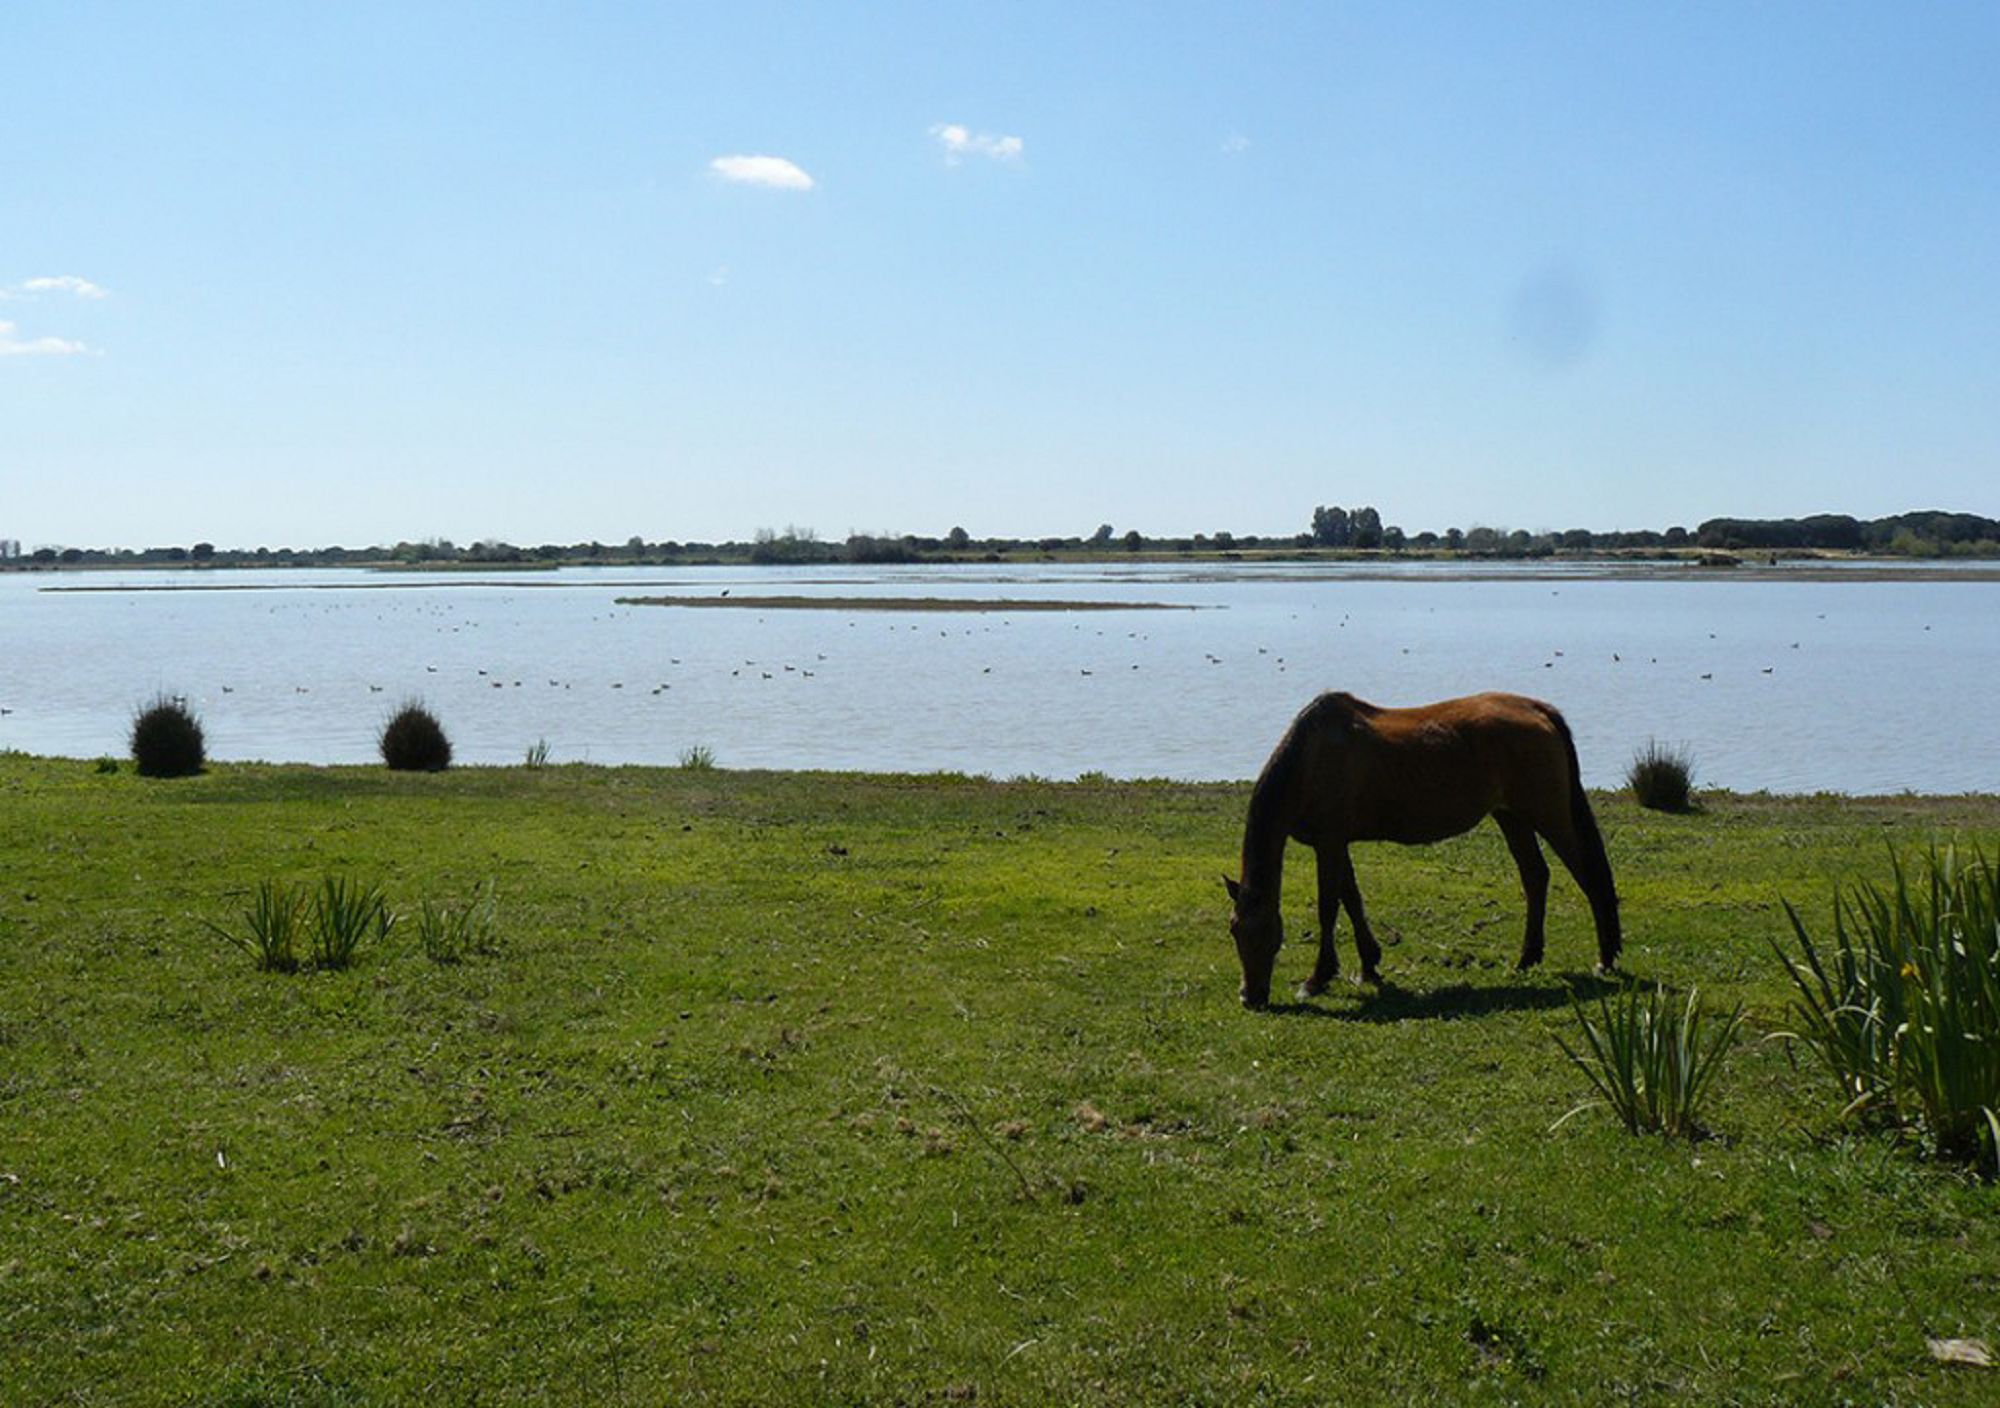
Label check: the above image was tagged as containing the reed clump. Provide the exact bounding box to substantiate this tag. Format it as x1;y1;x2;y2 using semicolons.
130;695;206;778
1627;738;1696;813
1554;983;1743;1139
381;701;452;772
1774;845;2000;1173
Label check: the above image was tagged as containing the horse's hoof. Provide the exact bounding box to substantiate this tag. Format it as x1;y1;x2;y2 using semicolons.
1360;968;1383;986
1297;978;1330;1000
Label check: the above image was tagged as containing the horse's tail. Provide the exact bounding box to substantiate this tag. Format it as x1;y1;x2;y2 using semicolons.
1545;704;1622;964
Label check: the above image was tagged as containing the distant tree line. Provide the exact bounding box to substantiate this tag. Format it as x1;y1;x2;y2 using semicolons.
8;507;1996;570
1691;510;2000;556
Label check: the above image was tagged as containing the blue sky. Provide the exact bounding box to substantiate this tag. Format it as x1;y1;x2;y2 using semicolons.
5;2;1996;549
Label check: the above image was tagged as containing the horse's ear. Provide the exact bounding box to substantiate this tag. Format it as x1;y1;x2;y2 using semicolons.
1222;874;1242;903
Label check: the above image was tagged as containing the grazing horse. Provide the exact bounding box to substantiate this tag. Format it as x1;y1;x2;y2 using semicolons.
1224;691;1621;1008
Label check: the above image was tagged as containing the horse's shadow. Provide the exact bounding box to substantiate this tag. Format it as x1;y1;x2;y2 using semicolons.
1266;969;1648;1023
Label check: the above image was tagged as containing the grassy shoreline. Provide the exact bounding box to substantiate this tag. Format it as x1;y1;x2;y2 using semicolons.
3;754;1996;1402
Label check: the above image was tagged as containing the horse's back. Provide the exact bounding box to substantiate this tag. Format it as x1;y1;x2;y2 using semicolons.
1321;692;1574;842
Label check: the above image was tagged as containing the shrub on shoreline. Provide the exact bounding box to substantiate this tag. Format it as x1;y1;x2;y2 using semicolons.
1628;738;1696;813
381;701;451;772
130;695;206;777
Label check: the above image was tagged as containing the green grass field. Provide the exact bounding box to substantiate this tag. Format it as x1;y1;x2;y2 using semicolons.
3;753;1996;1403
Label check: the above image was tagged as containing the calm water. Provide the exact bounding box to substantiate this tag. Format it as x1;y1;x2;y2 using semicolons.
3;563;1996;793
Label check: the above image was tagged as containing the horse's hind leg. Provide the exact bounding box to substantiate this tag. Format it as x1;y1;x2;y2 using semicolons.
1495;811;1550;969
1539;817;1623;972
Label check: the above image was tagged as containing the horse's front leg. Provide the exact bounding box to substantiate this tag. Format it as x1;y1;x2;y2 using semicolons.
1300;843;1345;997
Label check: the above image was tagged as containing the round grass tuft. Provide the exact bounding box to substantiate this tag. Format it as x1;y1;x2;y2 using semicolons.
1628;738;1697;813
129;695;206;777
380;701;452;772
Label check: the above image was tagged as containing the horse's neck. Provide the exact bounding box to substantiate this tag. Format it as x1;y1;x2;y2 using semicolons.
1238;787;1290;909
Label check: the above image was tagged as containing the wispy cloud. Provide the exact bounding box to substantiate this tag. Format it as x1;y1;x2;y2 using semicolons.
931;123;1023;164
0;319;89;357
22;274;110;299
709;155;815;190
1221;133;1251;155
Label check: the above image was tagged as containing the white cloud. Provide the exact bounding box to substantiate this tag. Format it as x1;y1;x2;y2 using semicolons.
0;320;88;357
708;265;731;287
709;155;815;190
1221;133;1251;154
23;274;110;299
931;123;1024;164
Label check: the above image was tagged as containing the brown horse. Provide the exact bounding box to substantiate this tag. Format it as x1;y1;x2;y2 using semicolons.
1224;691;1621;1008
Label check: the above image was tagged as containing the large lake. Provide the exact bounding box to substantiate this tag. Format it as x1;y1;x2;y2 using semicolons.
3;561;1995;793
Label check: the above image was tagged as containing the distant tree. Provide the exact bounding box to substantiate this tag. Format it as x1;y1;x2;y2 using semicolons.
1466;527;1501;553
1123;529;1144;552
191;541;216;562
59;547;83;564
1382;526;1406;551
32;547;57;563
946;525;970;550
1212;530;1235;550
1351;507;1383;549
1311;505;1352;547
1090;523;1114;547
845;534;915;564
1663;525;1689;547
1444;527;1465;551
1561;528;1594;550
1506;530;1532;554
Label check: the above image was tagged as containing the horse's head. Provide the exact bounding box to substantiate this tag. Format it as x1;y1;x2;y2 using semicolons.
1222;874;1283;1009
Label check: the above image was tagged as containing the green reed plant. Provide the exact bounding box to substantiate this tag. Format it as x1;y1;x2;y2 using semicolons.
1627;738;1696;813
204;880;304;972
307;876;395;970
1774;845;2000;1172
1554;983;1744;1138
523;737;552;768
678;744;717;771
413;883;497;965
